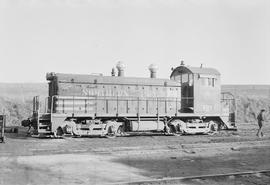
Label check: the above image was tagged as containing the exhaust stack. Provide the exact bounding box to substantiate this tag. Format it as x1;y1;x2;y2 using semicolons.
116;61;125;77
111;68;116;76
148;64;158;78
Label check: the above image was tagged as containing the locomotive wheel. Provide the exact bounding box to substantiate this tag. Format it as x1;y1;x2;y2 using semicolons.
0;136;5;143
169;125;176;134
209;121;219;132
176;125;183;135
105;125;117;138
106;125;124;138
54;127;64;138
168;120;186;135
63;125;72;134
163;125;171;135
170;125;181;136
116;126;124;136
164;125;179;136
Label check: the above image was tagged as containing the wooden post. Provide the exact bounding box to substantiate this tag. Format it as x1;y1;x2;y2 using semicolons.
0;115;6;143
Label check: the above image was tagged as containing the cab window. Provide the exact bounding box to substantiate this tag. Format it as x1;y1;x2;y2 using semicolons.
201;77;215;87
181;74;188;83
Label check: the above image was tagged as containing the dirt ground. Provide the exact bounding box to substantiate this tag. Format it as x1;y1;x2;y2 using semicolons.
1;122;270;185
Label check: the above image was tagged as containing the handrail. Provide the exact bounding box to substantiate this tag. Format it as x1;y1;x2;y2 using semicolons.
44;97;48;113
54;95;179;100
43;95;182;117
51;95;56;114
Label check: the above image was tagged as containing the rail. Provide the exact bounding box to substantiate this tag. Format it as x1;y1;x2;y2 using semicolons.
117;170;270;185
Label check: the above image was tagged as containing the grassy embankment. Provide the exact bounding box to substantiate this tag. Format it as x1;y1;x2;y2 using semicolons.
222;85;270;123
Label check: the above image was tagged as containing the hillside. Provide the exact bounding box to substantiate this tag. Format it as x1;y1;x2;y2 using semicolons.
0;83;47;125
0;83;269;126
222;85;270;99
222;85;270;123
0;83;47;100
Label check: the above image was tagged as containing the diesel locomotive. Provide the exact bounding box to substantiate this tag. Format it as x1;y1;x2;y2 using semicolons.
22;61;236;137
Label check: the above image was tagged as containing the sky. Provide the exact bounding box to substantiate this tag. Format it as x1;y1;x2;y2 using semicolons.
0;0;269;84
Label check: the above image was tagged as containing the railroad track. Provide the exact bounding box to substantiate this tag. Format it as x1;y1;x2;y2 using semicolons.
92;140;270;156
113;169;270;185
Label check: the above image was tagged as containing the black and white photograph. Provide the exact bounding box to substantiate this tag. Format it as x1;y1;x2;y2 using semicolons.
0;0;270;184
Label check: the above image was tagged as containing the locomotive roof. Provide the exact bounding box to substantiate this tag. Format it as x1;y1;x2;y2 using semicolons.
47;73;179;86
170;65;220;78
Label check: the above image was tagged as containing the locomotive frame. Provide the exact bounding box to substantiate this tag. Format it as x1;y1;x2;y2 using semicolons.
23;62;236;137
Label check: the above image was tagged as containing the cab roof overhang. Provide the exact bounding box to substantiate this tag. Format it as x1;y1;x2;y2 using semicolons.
170;65;220;78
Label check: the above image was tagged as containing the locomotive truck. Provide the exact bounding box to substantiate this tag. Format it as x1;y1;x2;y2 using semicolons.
22;61;236;137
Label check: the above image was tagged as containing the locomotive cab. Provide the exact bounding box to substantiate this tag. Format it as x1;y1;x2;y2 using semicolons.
170;63;221;115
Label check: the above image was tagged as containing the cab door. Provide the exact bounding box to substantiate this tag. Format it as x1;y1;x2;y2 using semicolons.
180;73;194;113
